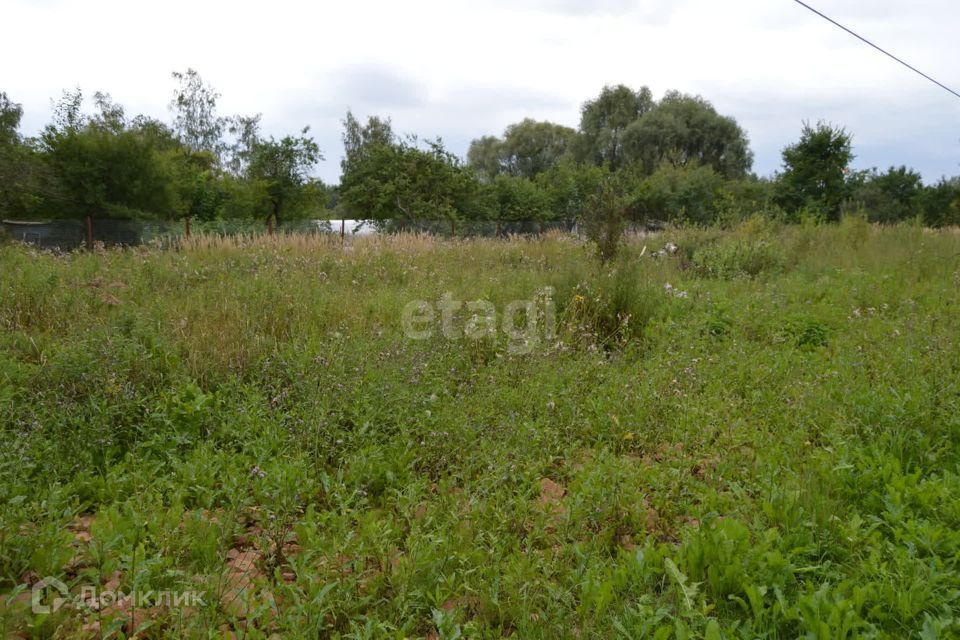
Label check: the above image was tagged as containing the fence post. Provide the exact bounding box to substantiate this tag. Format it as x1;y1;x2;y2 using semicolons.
340;219;345;242
185;216;191;238
84;215;93;251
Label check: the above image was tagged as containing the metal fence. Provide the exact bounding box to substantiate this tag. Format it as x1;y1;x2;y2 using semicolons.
1;219;182;250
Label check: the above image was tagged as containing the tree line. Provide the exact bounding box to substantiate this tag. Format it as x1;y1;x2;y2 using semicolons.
0;70;324;238
2;72;959;238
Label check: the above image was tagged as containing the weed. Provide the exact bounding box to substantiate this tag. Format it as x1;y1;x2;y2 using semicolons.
1;226;959;637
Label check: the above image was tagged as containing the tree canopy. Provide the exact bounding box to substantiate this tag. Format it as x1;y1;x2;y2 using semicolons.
339;111;478;225
776;121;854;221
467;118;575;180
1;78;958;237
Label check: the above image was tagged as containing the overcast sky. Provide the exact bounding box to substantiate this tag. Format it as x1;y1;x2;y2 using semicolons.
4;0;959;184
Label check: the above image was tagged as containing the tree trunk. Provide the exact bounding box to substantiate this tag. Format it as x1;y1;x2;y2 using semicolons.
267;213;275;235
84;215;93;251
451;218;456;237
396;197;411;234
496;221;502;238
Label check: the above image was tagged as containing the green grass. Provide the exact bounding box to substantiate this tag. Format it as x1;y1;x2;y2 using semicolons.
1;224;959;638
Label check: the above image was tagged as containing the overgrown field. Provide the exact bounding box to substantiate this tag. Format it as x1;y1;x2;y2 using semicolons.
1;221;960;638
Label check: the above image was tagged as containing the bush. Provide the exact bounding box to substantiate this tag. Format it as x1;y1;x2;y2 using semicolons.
693;239;785;278
627;163;725;225
781;315;831;348
581;178;628;262
563;259;665;347
736;213;782;238
838;211;870;248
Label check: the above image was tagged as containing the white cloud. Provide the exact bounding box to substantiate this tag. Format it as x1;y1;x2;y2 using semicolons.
3;0;959;182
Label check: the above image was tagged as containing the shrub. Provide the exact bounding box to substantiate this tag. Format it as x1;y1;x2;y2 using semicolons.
736;213;782;238
692;239;785;278
781;315;831;348
581;178;628;263
838;211;870;248
563;259;664;347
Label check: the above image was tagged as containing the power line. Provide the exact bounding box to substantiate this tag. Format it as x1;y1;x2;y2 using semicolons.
791;0;960;101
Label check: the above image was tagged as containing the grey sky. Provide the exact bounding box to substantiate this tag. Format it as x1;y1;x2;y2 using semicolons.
4;0;959;184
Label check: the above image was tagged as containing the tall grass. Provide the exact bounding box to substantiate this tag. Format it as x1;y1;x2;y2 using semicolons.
1;224;959;637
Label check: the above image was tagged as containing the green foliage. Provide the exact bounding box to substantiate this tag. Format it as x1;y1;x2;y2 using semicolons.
628;163;727;225
577;84;655;169
0;92;23;149
564;258;665;347
581;176;628;262
621;91;753;178
38;91;180;220
5;80;960;234
1;226;960;636
0;92;49;219
918;177;960;228
536;157;605;224
487;174;549;222
245;129;322;226
0;77;328;229
847;165;924;224
776;121;854;222
467;118;575;180
339;111;478;224
169;68;226;159
780;314;831;348
692;238;785;278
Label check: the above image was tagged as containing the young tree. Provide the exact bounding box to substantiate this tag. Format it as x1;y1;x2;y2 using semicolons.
39;91;178;246
776;122;853;222
246;128;322;232
172;149;222;233
339;112;479;229
848;166;923;223
919;177;960;228
582;176;629;263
